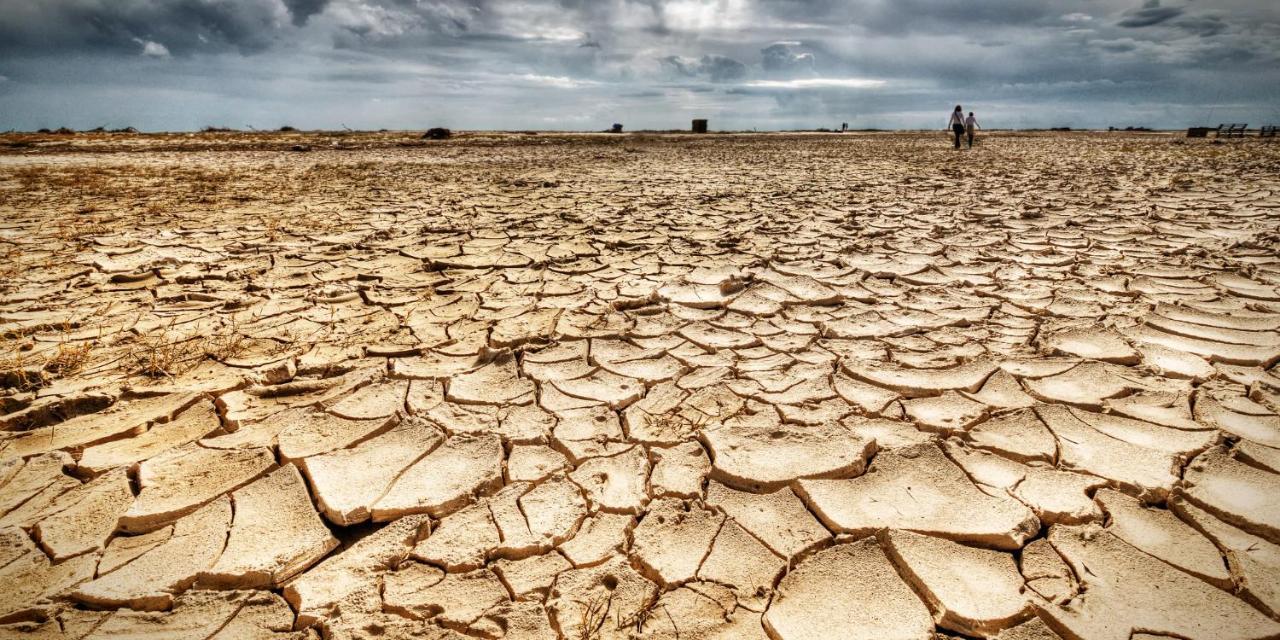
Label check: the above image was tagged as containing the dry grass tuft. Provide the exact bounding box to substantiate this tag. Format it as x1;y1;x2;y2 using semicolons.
43;340;93;375
575;593;611;640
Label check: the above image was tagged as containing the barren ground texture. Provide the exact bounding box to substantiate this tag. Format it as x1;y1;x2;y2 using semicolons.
0;131;1279;640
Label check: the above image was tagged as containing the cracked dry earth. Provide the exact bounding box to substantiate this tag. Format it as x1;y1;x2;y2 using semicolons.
1;132;1280;640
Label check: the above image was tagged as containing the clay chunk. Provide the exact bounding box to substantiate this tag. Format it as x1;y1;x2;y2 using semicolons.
1041;524;1280;640
372;433;503;521
199;464;339;588
796;444;1039;550
884;530;1032;637
119;445;274;533
763;537;934;640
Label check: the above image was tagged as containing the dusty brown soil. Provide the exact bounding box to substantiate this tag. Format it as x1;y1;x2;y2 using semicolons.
1;131;1279;639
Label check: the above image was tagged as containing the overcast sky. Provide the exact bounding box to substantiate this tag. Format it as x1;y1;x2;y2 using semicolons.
1;0;1278;131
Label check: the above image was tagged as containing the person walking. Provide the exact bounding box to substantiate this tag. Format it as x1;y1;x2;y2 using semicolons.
947;105;965;149
965;111;980;148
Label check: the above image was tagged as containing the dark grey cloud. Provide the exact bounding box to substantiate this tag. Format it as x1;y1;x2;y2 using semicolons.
1098;41;1139;53
661;55;747;83
1118;4;1185;28
1174;15;1228;37
701;55;747;83
0;0;291;55
755;0;1060;36
283;0;331;26
761;43;815;77
0;0;1278;131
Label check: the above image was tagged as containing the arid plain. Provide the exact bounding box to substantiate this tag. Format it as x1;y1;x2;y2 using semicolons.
1;130;1279;640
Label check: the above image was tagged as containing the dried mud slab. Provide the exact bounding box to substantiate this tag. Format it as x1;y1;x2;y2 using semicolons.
702;408;875;491
31;468;132;560
1040;524;1280;640
299;417;444;524
883;530;1031;637
1;392;202;460
1035;405;1179;501
383;563;509;630
277;410;398;462
371;433;503;521
568;446;650;513
77;400;221;475
1171;495;1280;618
0;525;97;619
797;444;1039;550
120;445;274;532
73;495;232;610
83;589;295;639
842;359;996;398
546;557;658;640
1180;445;1280;543
763;537;934;640
284;513;429;627
705;480;829;559
3;133;1280;638
1095;488;1232;588
200;464;338;588
1020;538;1076;605
631;498;724;586
637;581;769;639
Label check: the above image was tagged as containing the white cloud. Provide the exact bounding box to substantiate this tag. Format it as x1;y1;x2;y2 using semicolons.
326;1;422;39
662;0;751;31
513;74;598;89
744;78;886;89
133;38;171;58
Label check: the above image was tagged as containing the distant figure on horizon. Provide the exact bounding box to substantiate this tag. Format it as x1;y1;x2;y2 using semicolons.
948;105;965;149
965;111;980;148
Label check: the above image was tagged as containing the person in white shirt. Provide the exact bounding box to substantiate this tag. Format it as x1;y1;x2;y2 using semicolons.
965;112;980;148
947;105;965;149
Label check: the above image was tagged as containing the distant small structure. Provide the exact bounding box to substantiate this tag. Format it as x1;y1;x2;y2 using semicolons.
1219;123;1247;138
1261;126;1277;138
611;123;623;133
841;122;848;132
1186;127;1212;138
692;119;708;133
423;128;451;140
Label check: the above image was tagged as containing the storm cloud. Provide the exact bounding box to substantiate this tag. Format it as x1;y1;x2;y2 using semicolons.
0;0;1277;131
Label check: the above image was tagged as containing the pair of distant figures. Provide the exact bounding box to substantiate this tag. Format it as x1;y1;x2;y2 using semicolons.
947;105;980;149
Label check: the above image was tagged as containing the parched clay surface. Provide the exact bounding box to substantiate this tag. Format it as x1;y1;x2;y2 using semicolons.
1;130;1279;638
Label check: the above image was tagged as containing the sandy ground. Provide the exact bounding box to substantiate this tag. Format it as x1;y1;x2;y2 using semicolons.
0;131;1279;640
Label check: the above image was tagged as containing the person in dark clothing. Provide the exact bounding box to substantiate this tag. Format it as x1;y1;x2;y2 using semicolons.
947;105;965;149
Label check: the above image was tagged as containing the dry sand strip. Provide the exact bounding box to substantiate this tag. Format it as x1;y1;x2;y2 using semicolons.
0;130;1278;638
